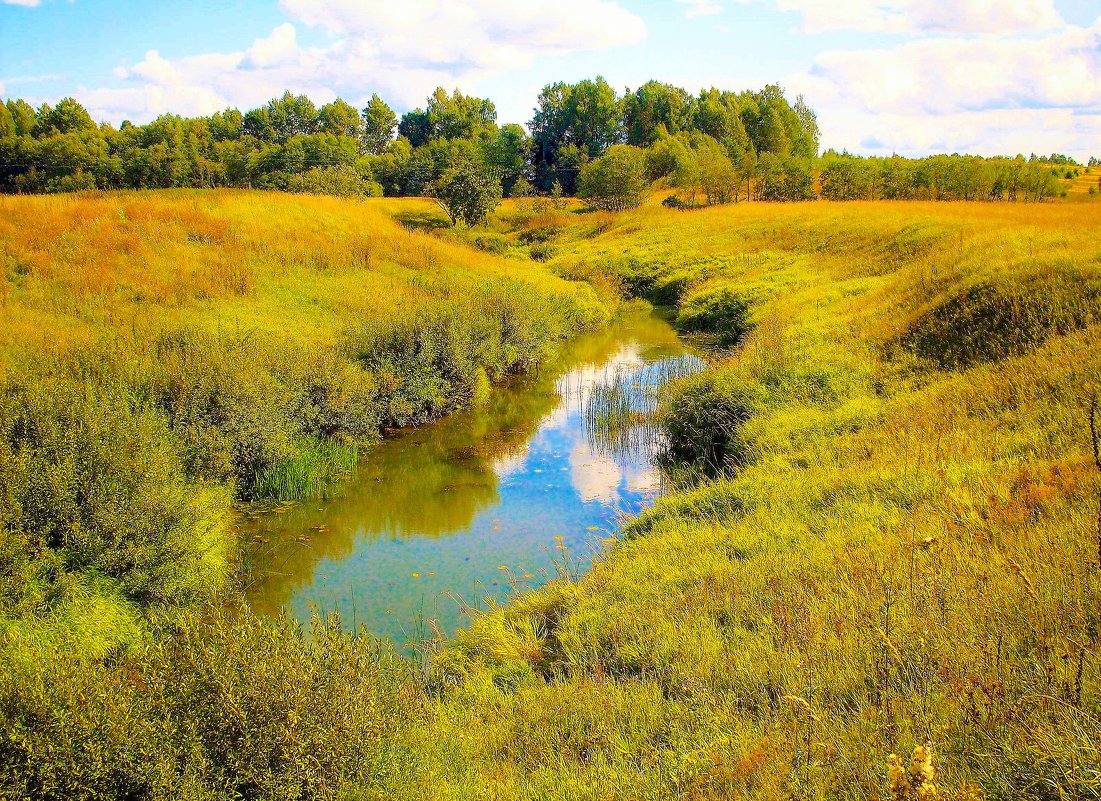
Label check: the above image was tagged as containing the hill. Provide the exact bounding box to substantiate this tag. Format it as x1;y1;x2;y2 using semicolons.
3;194;1100;800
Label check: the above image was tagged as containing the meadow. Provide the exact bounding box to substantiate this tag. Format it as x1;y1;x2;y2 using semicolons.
0;190;607;662
2;191;1100;800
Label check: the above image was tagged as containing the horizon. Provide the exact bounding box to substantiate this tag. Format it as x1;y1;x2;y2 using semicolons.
1;0;1100;162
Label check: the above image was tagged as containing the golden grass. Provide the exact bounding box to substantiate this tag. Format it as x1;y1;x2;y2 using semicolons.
413;199;1101;799
4;193;1100;799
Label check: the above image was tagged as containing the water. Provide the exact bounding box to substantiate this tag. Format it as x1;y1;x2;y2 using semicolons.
241;308;702;645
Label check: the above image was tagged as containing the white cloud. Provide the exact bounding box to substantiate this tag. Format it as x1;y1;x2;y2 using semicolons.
785;14;1101;158
811;22;1101;115
2;0;41;7
279;0;645;70
775;0;1064;35
242;22;300;69
68;0;645;124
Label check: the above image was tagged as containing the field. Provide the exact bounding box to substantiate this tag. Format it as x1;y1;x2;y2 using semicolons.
3;192;1101;800
0;190;607;661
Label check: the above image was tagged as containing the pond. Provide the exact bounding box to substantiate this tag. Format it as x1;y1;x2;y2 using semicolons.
241;307;702;646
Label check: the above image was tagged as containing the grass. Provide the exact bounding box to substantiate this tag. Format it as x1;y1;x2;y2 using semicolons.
3;193;1101;799
0;189;609;661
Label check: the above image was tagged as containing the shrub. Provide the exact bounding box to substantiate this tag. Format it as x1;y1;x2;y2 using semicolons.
431;158;503;227
0;610;414;801
285;166;383;198
0;379;231;611
658;369;755;473
676;287;753;345
578;145;648;211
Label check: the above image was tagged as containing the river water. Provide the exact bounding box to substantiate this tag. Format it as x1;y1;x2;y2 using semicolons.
241;307;701;645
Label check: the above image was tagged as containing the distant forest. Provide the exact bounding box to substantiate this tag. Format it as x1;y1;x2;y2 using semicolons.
0;79;1093;204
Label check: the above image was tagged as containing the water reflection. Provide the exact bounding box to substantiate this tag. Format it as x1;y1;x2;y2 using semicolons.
242;308;701;644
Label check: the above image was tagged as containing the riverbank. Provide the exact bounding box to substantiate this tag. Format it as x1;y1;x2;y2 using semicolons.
0;190;609;663
3;196;1101;800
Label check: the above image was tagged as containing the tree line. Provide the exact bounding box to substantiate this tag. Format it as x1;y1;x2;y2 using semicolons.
0;81;815;202
0;81;1087;219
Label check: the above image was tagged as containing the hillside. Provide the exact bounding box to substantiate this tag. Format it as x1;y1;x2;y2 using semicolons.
0;190;607;661
3;194;1100;800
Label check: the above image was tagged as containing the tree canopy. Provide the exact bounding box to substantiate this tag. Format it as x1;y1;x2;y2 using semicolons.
0;85;1077;209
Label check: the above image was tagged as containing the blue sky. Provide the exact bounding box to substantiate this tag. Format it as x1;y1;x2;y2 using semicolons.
2;0;1099;159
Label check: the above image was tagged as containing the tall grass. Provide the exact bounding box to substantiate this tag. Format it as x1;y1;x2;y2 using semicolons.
0;190;608;663
3;195;1101;799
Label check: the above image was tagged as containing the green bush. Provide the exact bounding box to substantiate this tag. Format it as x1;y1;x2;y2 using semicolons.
0;380;231;611
284;165;383;198
658;369;756;474
675;287;753;345
0;610;414;801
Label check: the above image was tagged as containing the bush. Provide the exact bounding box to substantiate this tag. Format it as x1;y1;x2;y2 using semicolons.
0;380;231;612
658;369;755;474
285;166;383;198
431;158;503;227
578;145;648;211
675;287;753;345
0;610;414;800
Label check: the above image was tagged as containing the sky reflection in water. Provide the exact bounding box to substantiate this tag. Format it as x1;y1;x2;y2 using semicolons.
242;308;701;645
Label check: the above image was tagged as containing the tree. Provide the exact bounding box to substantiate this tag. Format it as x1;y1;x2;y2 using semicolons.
622;81;693;147
756;153;816;202
578;144;648;211
5;99;37;137
482;124;531;197
361;95;397;155
426;88;496;141
318;99;363;139
208;109;244;142
693;135;738;205
36;98;96;136
264;92;319;143
530;77;621;190
431;157;503;226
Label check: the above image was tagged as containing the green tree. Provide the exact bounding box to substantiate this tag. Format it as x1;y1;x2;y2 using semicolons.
36;98;96;136
208;109;244;142
482;124;531;197
756;153;816;202
361;94;397;155
431;157;503;227
265;92;319;143
578;144;648;211
622;81;694;147
318;99;363;139
530;77;621;190
5;99;37;136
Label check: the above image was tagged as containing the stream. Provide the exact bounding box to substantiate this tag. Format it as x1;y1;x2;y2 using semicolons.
242;307;702;645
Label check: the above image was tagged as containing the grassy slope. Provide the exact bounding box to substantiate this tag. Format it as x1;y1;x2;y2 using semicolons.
3;195;1100;800
408;201;1101;799
0;190;607;661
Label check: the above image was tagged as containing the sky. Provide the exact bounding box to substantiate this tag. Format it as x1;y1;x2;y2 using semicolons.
1;0;1099;160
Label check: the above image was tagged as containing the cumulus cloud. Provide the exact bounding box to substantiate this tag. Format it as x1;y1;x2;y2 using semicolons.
775;0;1064;35
280;0;646;68
70;0;645;124
812;22;1101;115
788;14;1101;157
